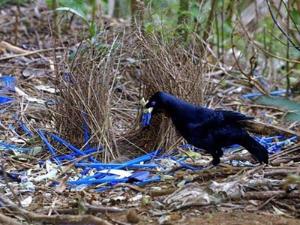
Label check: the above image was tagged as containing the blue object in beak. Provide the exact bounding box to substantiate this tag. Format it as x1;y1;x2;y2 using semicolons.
141;111;152;127
140;97;153;127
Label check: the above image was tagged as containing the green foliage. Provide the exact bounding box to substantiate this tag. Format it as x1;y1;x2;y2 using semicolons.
46;0;98;38
0;0;30;7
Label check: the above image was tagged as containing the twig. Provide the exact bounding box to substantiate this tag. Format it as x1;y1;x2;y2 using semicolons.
0;213;23;225
0;47;65;61
232;190;300;201
266;0;300;52
0;196;112;225
242;120;300;137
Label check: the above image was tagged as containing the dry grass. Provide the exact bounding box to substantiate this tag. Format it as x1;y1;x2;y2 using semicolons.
54;29;214;161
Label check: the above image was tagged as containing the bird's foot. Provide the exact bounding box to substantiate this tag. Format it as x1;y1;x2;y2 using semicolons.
211;157;220;166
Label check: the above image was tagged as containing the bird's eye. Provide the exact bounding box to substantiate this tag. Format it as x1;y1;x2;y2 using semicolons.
150;101;156;107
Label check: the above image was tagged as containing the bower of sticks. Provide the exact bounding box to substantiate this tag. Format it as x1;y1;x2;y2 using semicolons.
1;2;300;225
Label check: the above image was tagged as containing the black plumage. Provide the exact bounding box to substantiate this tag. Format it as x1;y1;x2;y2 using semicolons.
145;91;269;165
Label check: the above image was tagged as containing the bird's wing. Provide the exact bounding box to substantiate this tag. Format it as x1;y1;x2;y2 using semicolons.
216;110;254;122
186;116;223;131
186;110;253;132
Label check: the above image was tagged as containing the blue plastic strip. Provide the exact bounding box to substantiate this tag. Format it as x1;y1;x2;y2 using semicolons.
135;175;161;186
50;133;98;162
68;150;160;186
141;112;152;127
57;148;99;162
0;141;31;153
49;133;85;156
0;96;14;105
69;175;129;186
0;76;16;92
75;162;158;170
37;130;60;164
18;122;34;137
242;89;287;99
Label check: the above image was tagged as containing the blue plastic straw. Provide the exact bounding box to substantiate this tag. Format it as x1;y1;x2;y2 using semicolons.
18;122;34;137
242;89;287;99
69;174;129;186
49;133;86;156
75;162;158;170
58;148;98;161
37;130;60;164
50;133;98;162
0;96;14;105
68;150;160;186
0;141;32;153
135;175;161;186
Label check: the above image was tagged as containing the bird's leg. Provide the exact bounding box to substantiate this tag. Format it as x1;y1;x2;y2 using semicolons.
212;157;220;166
216;149;223;158
211;148;222;166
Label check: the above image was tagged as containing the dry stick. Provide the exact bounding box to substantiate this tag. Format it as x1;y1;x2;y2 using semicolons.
256;195;278;210
0;47;65;61
270;144;300;161
264;169;300;177
0;196;112;225
84;203;126;214
0;41;31;54
232;190;300;201
271;199;297;212
0;212;23;225
242;120;300;137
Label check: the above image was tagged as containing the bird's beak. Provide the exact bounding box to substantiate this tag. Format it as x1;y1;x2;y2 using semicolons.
140;98;148;107
143;107;153;113
140;98;153;113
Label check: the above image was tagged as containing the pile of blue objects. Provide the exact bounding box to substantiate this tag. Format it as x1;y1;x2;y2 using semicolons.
1;80;298;191
34;128;297;192
1;113;298;192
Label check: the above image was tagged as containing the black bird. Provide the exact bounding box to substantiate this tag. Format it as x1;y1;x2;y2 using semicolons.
144;91;269;166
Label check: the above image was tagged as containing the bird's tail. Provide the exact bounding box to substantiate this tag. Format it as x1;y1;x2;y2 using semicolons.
239;135;269;164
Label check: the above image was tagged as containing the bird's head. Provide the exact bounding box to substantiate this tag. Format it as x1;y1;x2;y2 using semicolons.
140;92;168;127
144;91;166;114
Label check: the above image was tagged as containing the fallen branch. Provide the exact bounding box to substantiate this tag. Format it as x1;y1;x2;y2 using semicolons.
233;190;300;201
0;47;65;61
242;120;300;137
0;196;112;225
0;213;23;225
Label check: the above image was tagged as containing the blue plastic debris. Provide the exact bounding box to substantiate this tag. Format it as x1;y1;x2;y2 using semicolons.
0;76;16;92
18;122;34;137
68;150;161;187
129;171;150;182
242;89;287;99
253;135;297;154
0;141;32;153
30;113;298;192
36;130;61;164
135;175;161;186
141;112;152;127
75;162;158;170
0;96;14;105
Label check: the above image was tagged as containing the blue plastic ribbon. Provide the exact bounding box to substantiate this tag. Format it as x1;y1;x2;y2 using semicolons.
141;112;152;127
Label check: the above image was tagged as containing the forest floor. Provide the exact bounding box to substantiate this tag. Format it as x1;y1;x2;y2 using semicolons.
1;2;300;225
